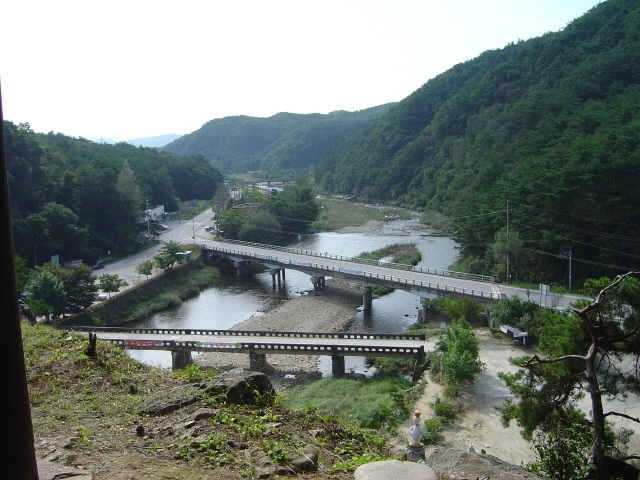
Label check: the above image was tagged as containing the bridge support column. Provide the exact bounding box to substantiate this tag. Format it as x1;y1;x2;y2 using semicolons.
310;275;325;295
171;350;193;370
420;297;430;323
269;269;282;288
361;286;372;312
485;307;493;328
332;355;345;377
234;261;245;276
249;352;267;372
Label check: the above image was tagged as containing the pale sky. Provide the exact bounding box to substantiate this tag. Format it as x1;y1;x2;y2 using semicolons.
1;0;602;141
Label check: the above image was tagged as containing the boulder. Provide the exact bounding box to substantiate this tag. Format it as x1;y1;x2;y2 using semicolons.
201;368;275;404
291;444;319;471
425;447;548;480
354;460;437;480
136;385;201;416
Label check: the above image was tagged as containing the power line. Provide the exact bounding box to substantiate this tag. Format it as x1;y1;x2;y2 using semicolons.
511;209;640;243
523;247;639;272
509;200;640;229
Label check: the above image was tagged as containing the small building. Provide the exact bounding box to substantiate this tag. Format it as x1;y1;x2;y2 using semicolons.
176;251;192;264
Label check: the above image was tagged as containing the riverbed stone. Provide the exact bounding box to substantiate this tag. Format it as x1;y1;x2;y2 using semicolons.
354;459;437;480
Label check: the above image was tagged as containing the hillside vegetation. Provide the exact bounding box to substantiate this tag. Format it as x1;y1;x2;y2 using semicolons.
24;324;391;479
5;123;223;265
163;105;395;175
315;0;640;287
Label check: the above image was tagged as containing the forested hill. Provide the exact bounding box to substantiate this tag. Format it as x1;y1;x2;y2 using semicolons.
162;105;395;174
5;122;223;265
316;0;640;286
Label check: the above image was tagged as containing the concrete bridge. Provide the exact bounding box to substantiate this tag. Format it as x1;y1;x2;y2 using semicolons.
68;326;426;378
203;240;502;317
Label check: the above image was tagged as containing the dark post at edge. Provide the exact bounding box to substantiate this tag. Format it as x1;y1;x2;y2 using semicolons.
0;81;40;478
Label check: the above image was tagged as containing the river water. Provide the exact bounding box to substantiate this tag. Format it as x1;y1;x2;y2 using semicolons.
129;213;459;368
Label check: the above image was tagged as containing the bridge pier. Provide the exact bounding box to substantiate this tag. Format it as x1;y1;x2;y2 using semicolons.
171;350;193;370
249;352;267;372
331;355;345;377
269;268;283;288
420;297;430;323
234;261;248;276
485;307;493;328
310;275;325;295
361;286;373;312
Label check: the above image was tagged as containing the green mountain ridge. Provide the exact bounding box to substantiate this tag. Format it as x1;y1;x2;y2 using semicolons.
162;105;395;174
315;0;640;286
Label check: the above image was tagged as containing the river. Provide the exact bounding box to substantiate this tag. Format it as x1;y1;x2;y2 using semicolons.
128;213;459;368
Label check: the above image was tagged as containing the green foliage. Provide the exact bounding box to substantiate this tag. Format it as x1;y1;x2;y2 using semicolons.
312;0;640;286
285;375;412;432
421;416;452;445
527;416;592;480
98;274;127;298
491;296;546;336
366;357;415;376
264;439;292;464
163;106;394;174
238;210;281;244
154;241;185;270
499;274;640;478
219;177;320;243
312;198;408;231
135;259;154;280
431;319;484;398
14;254;30;293
5;122;223;266
357;243;422;266
27;269;66;317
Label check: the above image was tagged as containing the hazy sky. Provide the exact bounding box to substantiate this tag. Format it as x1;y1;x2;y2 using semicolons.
1;0;602;141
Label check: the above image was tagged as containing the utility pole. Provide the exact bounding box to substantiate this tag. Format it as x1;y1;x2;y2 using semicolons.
567;249;573;293
506;200;510;283
146;198;150;237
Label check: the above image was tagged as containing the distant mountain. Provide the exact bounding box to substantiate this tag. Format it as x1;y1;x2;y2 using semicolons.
162;105;395;173
125;134;182;148
93;134;182;148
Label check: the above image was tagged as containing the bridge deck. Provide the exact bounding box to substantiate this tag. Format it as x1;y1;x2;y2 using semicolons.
70;327;425;358
204;240;501;302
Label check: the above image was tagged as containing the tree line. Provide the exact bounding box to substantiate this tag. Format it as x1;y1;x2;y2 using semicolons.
5;121;223;266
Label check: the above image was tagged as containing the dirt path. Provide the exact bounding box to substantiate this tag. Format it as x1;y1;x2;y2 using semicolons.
398;333;537;467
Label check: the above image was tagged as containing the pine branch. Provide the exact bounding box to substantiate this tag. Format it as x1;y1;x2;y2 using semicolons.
603;411;640;424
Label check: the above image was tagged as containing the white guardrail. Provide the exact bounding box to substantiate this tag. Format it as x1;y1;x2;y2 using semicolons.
203;240;500;300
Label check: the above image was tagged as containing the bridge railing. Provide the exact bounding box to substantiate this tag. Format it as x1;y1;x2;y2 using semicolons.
204;240;497;283
65;326;425;341
203;242;500;300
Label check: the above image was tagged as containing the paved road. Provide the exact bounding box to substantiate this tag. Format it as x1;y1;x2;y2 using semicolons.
91;209;217;293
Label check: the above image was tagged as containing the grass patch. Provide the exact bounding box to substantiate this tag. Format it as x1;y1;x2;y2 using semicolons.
357;243;422;266
285;375;412;432
419;209;454;230
312;198;409;231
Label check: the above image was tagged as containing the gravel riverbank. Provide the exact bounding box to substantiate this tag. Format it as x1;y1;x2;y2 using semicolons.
195;278;364;391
